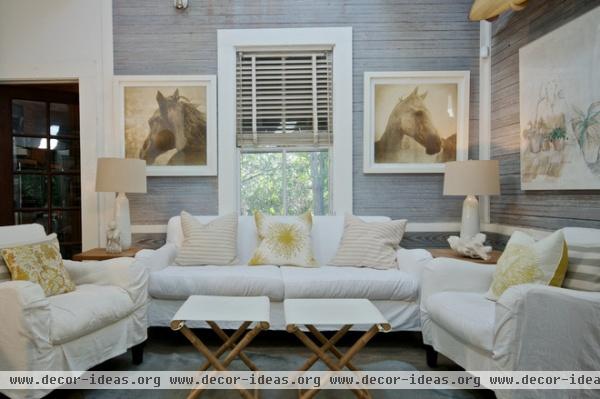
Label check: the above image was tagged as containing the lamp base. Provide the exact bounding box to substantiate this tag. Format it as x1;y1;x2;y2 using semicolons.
115;192;132;250
460;194;480;241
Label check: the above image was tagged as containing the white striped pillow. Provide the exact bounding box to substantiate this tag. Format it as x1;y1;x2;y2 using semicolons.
562;245;600;291
175;212;239;266
329;214;407;269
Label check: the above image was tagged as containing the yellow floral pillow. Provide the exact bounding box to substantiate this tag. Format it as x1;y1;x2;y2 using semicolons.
486;230;568;301
1;234;76;297
249;211;318;267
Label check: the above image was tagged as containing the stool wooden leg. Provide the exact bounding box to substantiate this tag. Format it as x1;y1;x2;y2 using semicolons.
306;325;359;371
289;325;368;399
207;321;259;371
179;325;254;399
298;324;352;371
189;322;268;399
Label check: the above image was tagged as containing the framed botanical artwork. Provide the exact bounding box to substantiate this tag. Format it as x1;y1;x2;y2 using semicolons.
520;7;600;190
363;71;470;173
114;75;217;176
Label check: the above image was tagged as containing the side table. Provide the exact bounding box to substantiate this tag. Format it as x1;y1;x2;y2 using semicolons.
427;248;502;265
72;247;141;261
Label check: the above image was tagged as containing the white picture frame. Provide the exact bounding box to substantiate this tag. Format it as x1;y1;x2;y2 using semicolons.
363;71;470;174
114;75;217;176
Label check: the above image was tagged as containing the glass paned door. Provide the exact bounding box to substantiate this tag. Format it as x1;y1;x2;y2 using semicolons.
0;84;81;258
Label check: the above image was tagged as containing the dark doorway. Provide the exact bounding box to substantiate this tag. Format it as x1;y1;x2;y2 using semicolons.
0;83;81;258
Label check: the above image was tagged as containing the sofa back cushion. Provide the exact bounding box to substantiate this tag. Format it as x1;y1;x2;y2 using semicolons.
167;215;391;265
0;224;47;245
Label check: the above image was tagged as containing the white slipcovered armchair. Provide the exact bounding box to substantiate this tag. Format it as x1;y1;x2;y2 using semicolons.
0;224;149;399
420;227;600;399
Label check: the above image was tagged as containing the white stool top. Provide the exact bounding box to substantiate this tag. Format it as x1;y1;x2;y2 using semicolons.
172;295;270;323
284;298;389;327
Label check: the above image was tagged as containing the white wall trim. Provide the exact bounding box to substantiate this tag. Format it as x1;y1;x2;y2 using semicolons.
0;66;102;250
479;21;493;224
131;221;548;237
217;27;353;215
483;223;549;239
97;0;115;249
132;224;168;234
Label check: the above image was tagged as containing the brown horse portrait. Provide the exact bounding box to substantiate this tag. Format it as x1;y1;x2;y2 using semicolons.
140;89;207;166
375;87;452;163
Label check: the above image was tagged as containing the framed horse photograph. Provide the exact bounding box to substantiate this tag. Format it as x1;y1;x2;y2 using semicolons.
114;75;217;176
363;71;470;173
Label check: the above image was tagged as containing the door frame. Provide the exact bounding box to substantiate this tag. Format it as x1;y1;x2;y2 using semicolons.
0;69;104;250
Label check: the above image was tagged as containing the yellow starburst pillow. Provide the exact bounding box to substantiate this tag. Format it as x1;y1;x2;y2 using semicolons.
249;211;318;267
1;234;76;297
486;230;568;301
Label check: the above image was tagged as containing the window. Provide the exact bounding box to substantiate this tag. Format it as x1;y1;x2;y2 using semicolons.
236;49;333;215
240;150;329;216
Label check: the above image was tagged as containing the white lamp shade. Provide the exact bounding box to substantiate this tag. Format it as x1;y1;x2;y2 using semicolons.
443;160;500;196
96;158;147;193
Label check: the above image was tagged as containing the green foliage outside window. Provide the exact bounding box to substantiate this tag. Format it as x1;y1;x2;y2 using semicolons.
240;150;330;216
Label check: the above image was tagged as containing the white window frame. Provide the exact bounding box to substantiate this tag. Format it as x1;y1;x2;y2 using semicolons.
217;27;353;215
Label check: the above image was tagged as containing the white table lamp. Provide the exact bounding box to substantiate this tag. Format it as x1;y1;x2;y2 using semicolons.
96;158;147;250
443;160;500;240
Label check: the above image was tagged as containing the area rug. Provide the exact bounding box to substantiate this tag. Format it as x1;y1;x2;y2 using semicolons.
50;350;492;399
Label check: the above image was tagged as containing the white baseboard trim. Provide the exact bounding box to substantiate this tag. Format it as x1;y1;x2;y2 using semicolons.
405;223;460;232
482;223;549;239
131;222;550;238
131;224;168;234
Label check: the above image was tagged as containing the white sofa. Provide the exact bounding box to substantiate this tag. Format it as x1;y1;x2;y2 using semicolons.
136;215;433;331
0;224;149;399
421;227;600;399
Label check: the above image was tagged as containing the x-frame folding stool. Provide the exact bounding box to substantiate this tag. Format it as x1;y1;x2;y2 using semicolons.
171;295;271;399
284;298;391;399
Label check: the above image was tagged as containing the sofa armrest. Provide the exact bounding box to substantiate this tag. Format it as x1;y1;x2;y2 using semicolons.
0;281;52;369
63;258;149;309
134;243;177;272
421;257;495;303
494;284;600;372
396;248;433;280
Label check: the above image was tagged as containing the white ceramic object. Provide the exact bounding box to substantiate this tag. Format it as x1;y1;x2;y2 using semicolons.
115;192;131;250
448;233;492;260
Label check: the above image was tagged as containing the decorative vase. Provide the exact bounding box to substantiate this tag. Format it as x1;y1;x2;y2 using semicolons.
552;139;565;151
530;135;542;153
106;221;122;254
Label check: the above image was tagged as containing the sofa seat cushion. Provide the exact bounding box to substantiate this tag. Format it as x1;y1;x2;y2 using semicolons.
149;265;284;301
281;266;419;301
425;291;495;352
49;284;134;345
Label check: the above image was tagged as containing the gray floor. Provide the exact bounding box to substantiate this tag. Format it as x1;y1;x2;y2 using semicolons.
47;328;496;399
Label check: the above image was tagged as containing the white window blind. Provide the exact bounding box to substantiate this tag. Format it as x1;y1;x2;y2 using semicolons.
236;49;333;147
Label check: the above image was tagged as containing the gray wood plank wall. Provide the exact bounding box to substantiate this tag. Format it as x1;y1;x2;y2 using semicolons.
490;0;600;230
113;0;480;226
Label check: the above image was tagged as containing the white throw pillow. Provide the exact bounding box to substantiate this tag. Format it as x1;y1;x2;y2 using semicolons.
561;227;600;291
329;214;407;269
175;212;239;266
486;230;568;301
248;211;317;267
